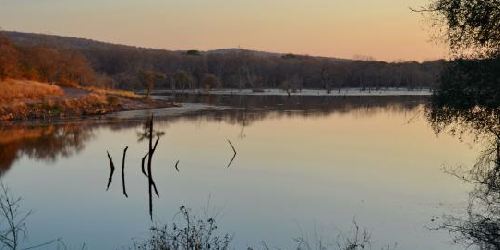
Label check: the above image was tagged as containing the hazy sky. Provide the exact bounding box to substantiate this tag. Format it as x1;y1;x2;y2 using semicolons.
0;0;447;61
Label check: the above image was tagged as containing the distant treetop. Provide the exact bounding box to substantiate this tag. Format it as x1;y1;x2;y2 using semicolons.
186;50;201;56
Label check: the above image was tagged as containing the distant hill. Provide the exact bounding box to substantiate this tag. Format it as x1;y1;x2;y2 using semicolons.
1;31;445;91
2;31;133;51
2;31;346;61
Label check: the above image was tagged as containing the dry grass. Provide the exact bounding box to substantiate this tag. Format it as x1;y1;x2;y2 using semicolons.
0;79;174;121
0;79;64;102
0;79;121;120
83;86;139;99
0;91;118;120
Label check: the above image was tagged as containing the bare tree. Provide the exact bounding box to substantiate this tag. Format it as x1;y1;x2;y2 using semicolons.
0;183;61;250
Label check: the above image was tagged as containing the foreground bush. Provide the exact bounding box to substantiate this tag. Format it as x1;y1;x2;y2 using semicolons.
134;206;232;250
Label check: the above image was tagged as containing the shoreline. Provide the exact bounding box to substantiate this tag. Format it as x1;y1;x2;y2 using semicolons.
1;82;433;123
152;88;433;97
0;97;179;122
0;80;179;122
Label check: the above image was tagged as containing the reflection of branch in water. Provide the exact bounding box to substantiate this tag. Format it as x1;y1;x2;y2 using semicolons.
141;152;148;176
429;105;500;249
141;151;159;197
226;139;237;168
174;160;180;172
121;146;129;198
0;96;425;174
106;151;115;191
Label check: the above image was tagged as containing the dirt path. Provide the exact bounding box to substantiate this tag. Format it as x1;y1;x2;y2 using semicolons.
61;87;90;98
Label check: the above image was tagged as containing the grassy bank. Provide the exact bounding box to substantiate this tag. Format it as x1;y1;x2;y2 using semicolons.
0;79;176;121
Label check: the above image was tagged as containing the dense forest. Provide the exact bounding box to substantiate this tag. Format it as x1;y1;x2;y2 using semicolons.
0;34;95;86
1;31;445;91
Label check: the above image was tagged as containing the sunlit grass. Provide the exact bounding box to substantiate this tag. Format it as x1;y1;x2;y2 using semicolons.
83;85;139;99
0;79;63;102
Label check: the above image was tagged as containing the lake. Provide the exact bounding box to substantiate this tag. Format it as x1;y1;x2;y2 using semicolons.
0;95;481;249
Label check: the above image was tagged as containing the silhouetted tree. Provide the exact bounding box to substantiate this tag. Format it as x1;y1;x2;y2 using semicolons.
427;104;500;249
419;0;500;58
420;0;500;106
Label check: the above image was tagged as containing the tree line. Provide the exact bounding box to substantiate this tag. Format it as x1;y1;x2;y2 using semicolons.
82;47;444;92
0;35;95;86
2;31;445;91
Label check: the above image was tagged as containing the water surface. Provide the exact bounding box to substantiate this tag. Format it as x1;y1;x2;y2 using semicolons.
0;95;479;249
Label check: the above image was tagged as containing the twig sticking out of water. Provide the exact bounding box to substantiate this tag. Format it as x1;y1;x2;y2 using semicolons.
121;146;129;198
174;160;180;172
226;139;237;168
145;115;161;220
106;151;115;191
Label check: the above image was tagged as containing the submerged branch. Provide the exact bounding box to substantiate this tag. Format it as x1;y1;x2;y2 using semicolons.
106;151;115;191
226;139;237;168
174;160;180;172
121;146;129;198
141;152;148;177
141;151;159;197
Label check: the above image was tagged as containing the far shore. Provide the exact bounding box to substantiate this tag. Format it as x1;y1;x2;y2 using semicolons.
152;87;433;97
1;79;433;122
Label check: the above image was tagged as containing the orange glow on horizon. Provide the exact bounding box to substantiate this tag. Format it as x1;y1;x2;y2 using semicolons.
0;0;447;61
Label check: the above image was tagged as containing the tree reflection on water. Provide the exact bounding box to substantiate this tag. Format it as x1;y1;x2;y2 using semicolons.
0;95;426;173
427;91;500;249
0;124;94;175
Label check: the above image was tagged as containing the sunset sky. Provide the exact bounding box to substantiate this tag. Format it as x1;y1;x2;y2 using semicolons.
0;0;447;61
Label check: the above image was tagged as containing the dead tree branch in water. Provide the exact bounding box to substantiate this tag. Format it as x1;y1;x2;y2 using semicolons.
121;146;129;198
143;115;161;220
174;160;180;172
106;151;115;191
226;139;237;168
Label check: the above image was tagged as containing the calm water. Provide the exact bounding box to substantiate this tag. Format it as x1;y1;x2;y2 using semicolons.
0;95;481;249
